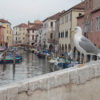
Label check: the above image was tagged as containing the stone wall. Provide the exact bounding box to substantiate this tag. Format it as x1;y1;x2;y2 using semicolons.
1;61;100;100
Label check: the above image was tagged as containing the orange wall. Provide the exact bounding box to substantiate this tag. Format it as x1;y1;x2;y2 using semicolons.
0;27;4;46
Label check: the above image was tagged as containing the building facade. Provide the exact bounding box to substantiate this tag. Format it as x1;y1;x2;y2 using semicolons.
42;12;63;52
0;25;5;46
13;23;28;45
26;20;43;47
0;19;12;47
77;0;100;61
58;2;85;55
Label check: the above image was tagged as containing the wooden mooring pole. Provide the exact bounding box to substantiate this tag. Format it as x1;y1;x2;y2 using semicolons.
3;51;7;68
13;51;16;80
13;51;16;67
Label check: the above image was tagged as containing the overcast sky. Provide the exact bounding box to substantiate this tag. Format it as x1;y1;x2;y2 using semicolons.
0;0;82;26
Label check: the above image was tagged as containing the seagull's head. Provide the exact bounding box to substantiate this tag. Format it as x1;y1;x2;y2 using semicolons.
75;26;82;35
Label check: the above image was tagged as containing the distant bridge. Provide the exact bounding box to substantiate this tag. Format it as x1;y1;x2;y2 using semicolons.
13;44;34;48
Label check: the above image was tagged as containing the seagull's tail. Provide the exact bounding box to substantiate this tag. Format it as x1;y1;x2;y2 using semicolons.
96;49;100;57
97;53;100;57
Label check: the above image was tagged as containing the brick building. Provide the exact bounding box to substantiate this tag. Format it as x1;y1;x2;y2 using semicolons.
77;0;100;61
77;0;100;48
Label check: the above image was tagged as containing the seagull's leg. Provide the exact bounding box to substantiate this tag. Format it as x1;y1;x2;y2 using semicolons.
83;56;85;64
79;55;85;67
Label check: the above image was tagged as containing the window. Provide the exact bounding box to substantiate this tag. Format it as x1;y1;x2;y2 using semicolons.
7;30;9;33
85;21;90;33
61;32;63;38
65;44;67;51
16;37;17;41
16;32;17;35
59;33;60;38
62;32;64;38
32;35;34;40
79;13;82;17
89;0;92;8
99;17;100;30
7;25;9;28
51;22;53;27
91;19;94;32
32;30;34;33
62;17;64;24
65;31;68;37
65;15;68;23
68;44;71;51
70;13;71;21
61;32;62;38
50;33;53;39
62;44;64;50
96;17;100;31
85;1;88;9
7;36;9;40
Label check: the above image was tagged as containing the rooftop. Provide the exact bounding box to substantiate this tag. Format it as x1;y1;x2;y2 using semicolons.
72;1;85;10
14;23;28;28
91;7;100;13
43;11;66;22
60;1;85;17
0;19;11;24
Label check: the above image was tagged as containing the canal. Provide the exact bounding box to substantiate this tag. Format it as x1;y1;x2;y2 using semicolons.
0;50;51;86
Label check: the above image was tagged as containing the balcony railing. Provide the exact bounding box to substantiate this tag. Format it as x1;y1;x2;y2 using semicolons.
48;39;58;44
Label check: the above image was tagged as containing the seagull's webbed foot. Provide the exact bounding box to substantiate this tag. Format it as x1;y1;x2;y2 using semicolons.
78;63;85;67
78;56;85;67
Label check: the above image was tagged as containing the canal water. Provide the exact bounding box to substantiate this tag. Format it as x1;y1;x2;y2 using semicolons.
0;50;51;86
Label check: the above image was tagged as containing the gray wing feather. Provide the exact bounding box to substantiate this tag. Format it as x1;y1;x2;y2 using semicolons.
79;36;99;54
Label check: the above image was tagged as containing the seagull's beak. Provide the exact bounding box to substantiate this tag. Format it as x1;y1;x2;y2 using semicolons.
70;30;74;33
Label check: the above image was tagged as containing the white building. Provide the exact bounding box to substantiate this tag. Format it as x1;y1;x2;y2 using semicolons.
13;23;28;45
26;20;43;48
41;12;63;51
58;1;85;57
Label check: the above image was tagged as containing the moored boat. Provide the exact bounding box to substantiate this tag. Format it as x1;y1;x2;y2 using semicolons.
7;53;23;61
37;52;46;58
0;56;22;64
0;46;6;52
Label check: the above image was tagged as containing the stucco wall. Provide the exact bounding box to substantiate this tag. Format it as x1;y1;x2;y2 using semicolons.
94;0;100;9
1;61;100;100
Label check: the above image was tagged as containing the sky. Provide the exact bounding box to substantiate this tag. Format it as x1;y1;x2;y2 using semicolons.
0;0;82;27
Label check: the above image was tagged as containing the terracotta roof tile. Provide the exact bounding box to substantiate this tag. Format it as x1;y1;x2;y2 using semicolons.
72;1;85;10
43;1;85;22
28;20;43;30
43;11;66;22
91;7;100;13
28;24;43;30
15;23;28;28
59;1;85;17
0;19;11;24
34;20;43;24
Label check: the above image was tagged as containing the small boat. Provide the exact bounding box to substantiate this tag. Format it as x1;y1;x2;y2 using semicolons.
7;53;23;61
0;56;22;64
24;47;31;52
0;46;6;52
58;60;80;69
37;52;45;58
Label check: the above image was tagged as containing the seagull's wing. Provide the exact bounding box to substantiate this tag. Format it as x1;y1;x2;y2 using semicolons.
79;36;98;54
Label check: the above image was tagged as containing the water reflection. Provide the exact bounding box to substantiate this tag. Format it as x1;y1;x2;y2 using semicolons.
0;50;50;86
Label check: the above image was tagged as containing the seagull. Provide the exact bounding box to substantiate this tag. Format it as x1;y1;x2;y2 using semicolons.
74;26;100;64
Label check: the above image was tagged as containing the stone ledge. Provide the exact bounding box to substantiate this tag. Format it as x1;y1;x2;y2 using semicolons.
0;61;100;99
